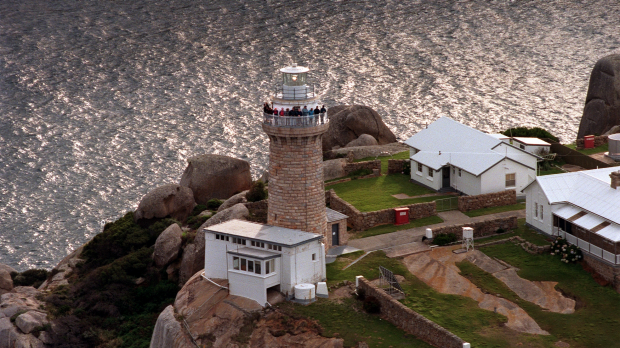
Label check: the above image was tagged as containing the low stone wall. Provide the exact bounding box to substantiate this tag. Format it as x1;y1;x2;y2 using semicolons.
582;253;620;292
387;159;408;174
431;216;517;239
357;277;465;348
326;190;436;231
576;135;608;149
343;160;381;176
458;190;517;212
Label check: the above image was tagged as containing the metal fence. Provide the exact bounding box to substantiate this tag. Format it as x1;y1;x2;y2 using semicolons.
557;229;619;264
263;112;328;128
435;197;458;212
274;85;317;100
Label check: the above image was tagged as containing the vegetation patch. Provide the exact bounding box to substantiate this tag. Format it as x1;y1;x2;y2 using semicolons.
351;216;444;239
501;127;559;143
327;174;450;212
432;233;458;246
354;150;410;174
246;181;267;202
463;203;525;217
10;269;49;288
565;142;609;155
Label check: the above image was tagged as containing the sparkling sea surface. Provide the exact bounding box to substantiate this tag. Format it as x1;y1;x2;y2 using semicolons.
1;0;620;271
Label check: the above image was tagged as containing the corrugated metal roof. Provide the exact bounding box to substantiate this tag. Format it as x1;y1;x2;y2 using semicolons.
512;137;551;146
572;213;606;230
404;117;535;176
535;172;580;203
204;219;322;246
326;207;348;222
596;224;620;242
554;205;582;219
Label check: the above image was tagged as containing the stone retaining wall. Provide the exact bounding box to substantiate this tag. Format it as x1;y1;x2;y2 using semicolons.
458;190;516;212
326;190;436;231
576;135;608;149
431;216;518;239
343;160;381;175
357;277;465;348
387;159;408;174
582;253;620;293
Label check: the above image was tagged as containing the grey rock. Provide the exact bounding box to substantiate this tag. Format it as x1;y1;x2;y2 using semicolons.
217;190;249;212
0;264;16;276
178;243;200;286
603;125;620;136
0;317;18;348
323;158;347;181
258;169;269;183
153;224;183;268
149;305;185;348
345;134;378;148
38;331;53;344
0;270;13;293
200;204;249;229
135;184;196;222
323;105;397;151
15;311;48;334
578;55;620;139
179;154;252;205
326;142;408;161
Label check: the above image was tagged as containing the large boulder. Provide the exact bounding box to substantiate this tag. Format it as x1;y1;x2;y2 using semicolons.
153;224;183;268
150;305;192;348
179;154;252;205
0;269;13;294
577;55;620;139
134;184;195;223
323;105;397;151
323;158;347;181
326;142;409;161
217;190;249;212
15;311;48;334
201;203;249;229
345;134;378;148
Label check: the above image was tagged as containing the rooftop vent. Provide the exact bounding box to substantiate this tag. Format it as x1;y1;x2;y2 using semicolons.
611;171;620;190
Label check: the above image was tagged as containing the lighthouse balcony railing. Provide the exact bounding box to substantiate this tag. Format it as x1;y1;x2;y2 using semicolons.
274;85;317;100
263;112;328;128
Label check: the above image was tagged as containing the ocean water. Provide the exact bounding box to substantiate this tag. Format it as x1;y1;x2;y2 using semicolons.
1;0;619;271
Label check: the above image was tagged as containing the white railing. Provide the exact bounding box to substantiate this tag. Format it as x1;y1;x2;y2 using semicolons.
552;226;559;236
578;238;590;253
590;245;603;258
263;112;328;128
603;250;616;263
565;233;577;246
274;85;317;100
558;230;566;239
558;231;619;264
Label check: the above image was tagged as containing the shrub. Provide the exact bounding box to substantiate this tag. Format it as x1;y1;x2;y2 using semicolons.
206;199;223;210
363;296;381;314
11;269;49;288
186;215;209;230
550;237;582;263
496;228;505;234
501;127;559;143
189;204;208;217
246;181;267;202
433;233;457;246
403;161;411;175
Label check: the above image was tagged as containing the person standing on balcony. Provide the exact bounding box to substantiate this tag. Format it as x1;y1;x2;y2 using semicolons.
302;106;309;116
320;105;326;124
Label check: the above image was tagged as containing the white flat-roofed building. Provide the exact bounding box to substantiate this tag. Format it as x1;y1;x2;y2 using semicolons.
489;135;552;156
203;219;326;306
404;117;539;196
523;167;620;265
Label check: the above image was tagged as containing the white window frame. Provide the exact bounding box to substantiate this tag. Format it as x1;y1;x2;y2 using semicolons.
534;202;538;218
427;167;434;180
505;173;516;188
417;162;423;176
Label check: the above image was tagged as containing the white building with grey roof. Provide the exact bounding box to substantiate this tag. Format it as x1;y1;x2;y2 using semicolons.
523;167;620;265
404;117;539;196
203;219;326;306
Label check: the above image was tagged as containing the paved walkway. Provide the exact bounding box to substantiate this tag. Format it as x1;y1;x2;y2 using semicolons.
347;209;525;257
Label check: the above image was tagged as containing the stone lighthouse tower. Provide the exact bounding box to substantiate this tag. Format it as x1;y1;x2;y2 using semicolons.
262;64;328;237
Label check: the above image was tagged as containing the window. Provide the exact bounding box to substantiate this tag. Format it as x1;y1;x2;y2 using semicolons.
240;258;247;271
248;260;254;272
251;241;255;246
534;203;538;218
428;167;433;177
417;162;423;173
540;205;543;220
312;253;316;261
216;234;220;240
254;261;261;274
505;173;516;187
520;144;525;150
233;257;239;270
266;259;275;274
458;169;462;177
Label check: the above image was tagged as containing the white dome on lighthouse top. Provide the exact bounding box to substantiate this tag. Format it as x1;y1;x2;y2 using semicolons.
280;63;309;74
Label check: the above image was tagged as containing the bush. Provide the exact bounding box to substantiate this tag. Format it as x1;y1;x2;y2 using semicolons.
433;233;458;246
11;269;49;288
186;215;209;230
403;161;411;175
496;228;505;234
246;181;267;202
501;127;559;143
363;296;381;314
550;237;582;263
189;204;208;217
206;199;223;210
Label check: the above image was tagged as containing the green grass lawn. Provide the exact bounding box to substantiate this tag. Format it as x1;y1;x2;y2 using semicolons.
538;167;566;176
351;216;444;239
327;174;451;212
480;242;620;348
463;203;526;217
564;142;609;155
355;150;410;174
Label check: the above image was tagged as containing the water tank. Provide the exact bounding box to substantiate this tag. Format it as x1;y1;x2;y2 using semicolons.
607;134;620;161
294;284;316;304
425;228;433;239
463;227;474;239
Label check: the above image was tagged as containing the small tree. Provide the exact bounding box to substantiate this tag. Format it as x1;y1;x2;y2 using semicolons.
246;181;267;202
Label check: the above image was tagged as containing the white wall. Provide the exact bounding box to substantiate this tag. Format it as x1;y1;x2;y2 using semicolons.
203;232;229;279
495;143;538;170
410;160;441;191
281;240;326;297
450;166;481;195
228;271;272;306
480;159;535;195
524;181;553;234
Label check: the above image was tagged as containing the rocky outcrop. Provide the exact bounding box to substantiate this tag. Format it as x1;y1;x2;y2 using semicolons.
0;286;48;348
179;154;252;205
323;158;347;181
0;271;13;295
217;190;249;212
153;224;183;268
149;305;192;348
345;134;378;148
15;311;48;334
577;55;620;139
39;246;83;291
201;203;249;229
134;184;195;223
323;105;396;151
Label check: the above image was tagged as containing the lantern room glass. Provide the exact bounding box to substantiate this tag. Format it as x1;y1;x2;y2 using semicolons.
282;72;307;86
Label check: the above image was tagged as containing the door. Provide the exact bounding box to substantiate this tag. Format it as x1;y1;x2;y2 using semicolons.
332;224;339;246
442;167;450;188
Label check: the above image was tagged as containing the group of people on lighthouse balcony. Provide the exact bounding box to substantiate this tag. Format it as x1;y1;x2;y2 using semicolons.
263;103;327;125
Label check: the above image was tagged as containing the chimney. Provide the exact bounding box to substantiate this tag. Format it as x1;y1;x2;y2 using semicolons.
611;171;620;189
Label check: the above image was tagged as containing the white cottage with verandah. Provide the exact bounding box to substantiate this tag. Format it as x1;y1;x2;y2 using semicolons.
404;117;539;196
203;219;326;306
523;168;620;265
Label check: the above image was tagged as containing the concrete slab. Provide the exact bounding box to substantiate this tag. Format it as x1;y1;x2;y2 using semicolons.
437;210;471;224
466;250;509;274
384;242;431;258
326;245;361;256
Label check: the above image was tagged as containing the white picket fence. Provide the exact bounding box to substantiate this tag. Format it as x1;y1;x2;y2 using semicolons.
556;229;618;265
